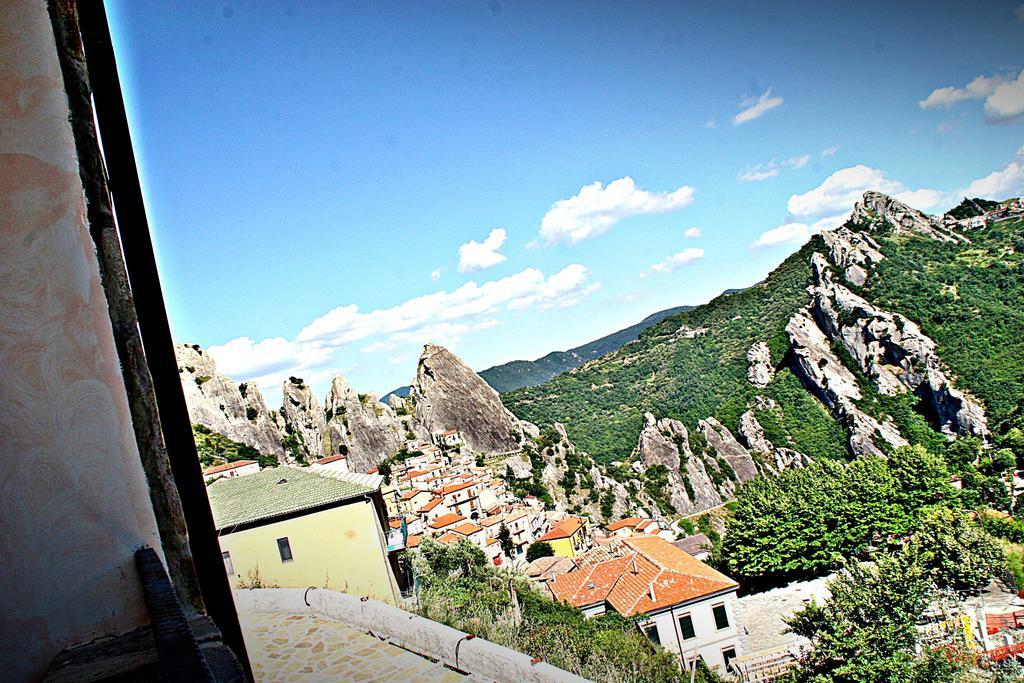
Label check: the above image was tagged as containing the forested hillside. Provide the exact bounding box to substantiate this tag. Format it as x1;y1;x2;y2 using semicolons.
506;196;1024;466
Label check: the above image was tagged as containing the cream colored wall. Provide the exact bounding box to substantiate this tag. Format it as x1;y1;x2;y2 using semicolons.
220;501;399;604
0;2;167;679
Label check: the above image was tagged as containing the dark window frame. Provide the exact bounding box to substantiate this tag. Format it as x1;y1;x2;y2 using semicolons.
277;537;294;563
222;551;234;576
713;603;730;630
642;623;661;645
678;613;696;640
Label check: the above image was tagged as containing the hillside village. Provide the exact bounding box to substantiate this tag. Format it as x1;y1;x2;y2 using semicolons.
188;194;1024;680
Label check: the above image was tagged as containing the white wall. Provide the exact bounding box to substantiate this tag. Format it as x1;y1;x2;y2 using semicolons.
641;591;743;673
0;1;166;678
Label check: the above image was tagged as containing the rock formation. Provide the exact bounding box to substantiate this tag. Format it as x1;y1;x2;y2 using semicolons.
410;344;527;453
175;344;284;459
698;417;758;482
280;377;325;463
322;376;407;473
806;253;987;438
746;341;774;387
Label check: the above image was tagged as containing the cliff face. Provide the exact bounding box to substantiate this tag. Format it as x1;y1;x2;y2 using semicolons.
410;344;526;453
322;376;406;473
175;344;284;459
280;378;325;463
783;196;989;455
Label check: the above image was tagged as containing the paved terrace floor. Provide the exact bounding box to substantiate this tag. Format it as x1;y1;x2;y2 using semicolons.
239;610;467;682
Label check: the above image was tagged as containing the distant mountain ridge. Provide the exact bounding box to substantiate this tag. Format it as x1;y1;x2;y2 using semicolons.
383;305;693;401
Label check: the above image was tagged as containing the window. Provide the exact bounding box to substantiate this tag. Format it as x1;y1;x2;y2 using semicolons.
722;647;737;671
277;537;293;562
678;613;696;640
222;551;234;576
713;603;730;630
642;623;661;645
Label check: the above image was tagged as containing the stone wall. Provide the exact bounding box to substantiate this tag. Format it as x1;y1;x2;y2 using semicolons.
234;588;587;683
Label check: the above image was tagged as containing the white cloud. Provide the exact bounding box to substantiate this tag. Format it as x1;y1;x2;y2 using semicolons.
738;155;810;182
751;165;950;250
785;164;945;219
749;214;848;250
298;264;599;346
430;268;442;281
650;247;705;273
211;264;600;392
457;228;507;273
733;88;783;126
920;70;1024;123
958;161;1024;199
985;71;1024;123
684;227;702;238
821;145;840;158
1016;3;1024;20
703;119;717;129
539;177;695;245
206;337;335;398
750;222;813;249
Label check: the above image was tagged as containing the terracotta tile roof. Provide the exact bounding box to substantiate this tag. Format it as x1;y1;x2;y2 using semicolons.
388;519;403;529
401;489;427;501
435;532;460;545
549;536;737;617
452;522;484;536
441;481;476;495
312;454;347;465
478;515;504;527
537;516;586;542
406;534;422;548
605;517;644;532
203;460;258;476
417;497;443;513
429;513;466;529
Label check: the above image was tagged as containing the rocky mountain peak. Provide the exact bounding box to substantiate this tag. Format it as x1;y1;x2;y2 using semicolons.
850;191;967;243
410;344;525;453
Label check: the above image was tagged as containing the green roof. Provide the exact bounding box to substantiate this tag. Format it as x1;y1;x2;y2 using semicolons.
207;467;376;531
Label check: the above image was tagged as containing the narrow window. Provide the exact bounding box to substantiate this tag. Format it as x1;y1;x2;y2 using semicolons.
277;537;293;562
642;623;661;645
713;603;730;630
722;647;737;670
222;551;234;576
679;613;696;640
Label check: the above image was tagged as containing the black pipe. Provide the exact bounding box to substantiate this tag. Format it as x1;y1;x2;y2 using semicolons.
72;2;250;676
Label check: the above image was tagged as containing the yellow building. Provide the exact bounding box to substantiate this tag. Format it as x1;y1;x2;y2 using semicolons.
536;516;589;558
208;467;400;604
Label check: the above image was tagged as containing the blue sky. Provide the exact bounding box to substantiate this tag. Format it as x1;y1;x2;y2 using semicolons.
107;0;1024;403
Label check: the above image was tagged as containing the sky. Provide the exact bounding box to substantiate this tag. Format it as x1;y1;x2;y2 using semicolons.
107;0;1024;405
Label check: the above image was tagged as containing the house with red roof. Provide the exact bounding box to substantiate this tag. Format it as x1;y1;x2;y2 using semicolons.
309;454;350;475
549;536;742;675
201;459;260;482
437;480;481;518
605;517;661;538
428;512;467;533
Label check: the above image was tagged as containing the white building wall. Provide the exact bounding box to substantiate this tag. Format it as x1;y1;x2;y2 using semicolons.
640;591;742;674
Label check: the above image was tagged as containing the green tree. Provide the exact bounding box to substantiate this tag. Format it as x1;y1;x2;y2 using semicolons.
526;541;554;562
906;507;1004;593
785;553;953;682
497;523;515;557
888;444;952;512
